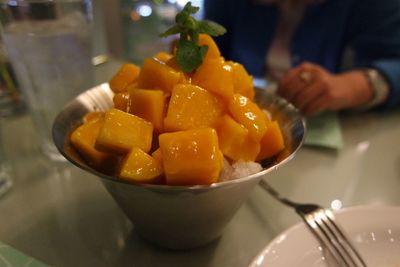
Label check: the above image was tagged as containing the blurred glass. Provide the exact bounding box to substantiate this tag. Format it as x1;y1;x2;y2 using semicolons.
0;0;94;161
0;38;25;117
0;118;12;198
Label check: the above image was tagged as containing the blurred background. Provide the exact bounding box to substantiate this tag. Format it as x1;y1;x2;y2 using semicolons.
93;0;204;65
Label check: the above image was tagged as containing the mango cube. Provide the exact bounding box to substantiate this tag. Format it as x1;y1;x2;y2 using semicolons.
137;57;181;93
164;84;225;132
165;57;189;83
96;108;153;154
217;115;260;161
257;121;285;161
191;57;234;101
154;51;173;63
159;128;224;186
109;64;140;93
227;61;255;100
198;34;221;62
119;147;163;183
70;119;115;170
151;148;163;163
113;92;130;112
83;111;104;123
228;94;268;142
128;88;166;132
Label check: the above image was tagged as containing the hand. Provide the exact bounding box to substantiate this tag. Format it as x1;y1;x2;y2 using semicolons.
277;62;373;116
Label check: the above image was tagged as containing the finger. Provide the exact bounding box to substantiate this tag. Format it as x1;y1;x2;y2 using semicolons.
278;68;312;101
302;95;331;116
278;76;308;102
292;81;325;110
278;65;304;90
279;62;318;90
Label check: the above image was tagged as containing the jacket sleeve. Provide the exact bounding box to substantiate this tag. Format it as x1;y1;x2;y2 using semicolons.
348;0;400;108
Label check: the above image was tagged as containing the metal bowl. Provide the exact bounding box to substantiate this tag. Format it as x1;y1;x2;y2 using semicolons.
52;83;305;249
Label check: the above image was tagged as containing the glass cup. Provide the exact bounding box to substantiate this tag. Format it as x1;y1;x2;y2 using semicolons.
0;118;12;197
0;0;94;161
0;39;24;117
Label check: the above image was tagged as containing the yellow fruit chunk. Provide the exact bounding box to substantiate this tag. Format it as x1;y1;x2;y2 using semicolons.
151;148;163;163
128;88;166;132
165;57;189;83
154;51;173;63
164;84;225;132
70;119;115;170
228;94;268;142
159;128;224;186
96;108;153;154
191;57;234;101
83;111;104;123
119;147;163;183
109;64;140;93
113;92;130;112
257;121;285;161
216;115;260;161
137;57;181;93
198;34;220;61
226;61;255;100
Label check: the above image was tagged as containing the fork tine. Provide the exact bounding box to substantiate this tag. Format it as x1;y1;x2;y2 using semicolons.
303;212;352;267
323;210;367;267
306;209;367;267
314;210;357;267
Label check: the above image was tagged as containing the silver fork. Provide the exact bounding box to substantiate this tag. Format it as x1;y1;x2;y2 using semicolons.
259;179;367;267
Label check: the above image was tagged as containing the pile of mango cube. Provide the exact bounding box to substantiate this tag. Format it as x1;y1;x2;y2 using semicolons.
70;34;285;186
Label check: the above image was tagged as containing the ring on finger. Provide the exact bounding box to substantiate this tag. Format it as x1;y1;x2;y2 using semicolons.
299;71;312;84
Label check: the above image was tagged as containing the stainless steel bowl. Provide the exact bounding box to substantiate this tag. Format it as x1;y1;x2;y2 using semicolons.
52;83;305;249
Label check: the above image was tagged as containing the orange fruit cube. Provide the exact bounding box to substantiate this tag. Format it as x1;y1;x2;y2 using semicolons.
119;147;163;183
70;118;115;169
191;57;234;101
137;57;181;93
198;34;221;61
257;121;285;161
226;61;255;100
164;84;225;132
96;108;153;154
159;128;224;186
228;94;268;142
216;115;260;161
113;92;130;112
109;64;140;93
154;51;173;63
128;88;166;132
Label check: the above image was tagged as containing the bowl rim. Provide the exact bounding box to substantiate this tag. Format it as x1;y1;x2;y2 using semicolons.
53;84;306;192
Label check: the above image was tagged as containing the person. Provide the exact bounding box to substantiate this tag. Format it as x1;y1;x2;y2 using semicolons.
203;0;400;115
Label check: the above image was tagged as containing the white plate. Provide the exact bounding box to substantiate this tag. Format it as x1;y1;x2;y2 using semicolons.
250;206;400;267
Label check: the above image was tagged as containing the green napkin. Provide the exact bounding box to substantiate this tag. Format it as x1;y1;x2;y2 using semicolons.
0;242;48;267
304;111;344;149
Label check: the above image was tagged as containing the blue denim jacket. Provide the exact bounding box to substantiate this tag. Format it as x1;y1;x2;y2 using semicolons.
204;0;400;108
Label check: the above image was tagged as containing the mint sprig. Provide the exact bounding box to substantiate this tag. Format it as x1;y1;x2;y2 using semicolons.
160;2;226;73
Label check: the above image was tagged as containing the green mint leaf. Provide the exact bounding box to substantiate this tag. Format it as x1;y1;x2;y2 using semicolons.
176;11;189;25
181;2;199;15
159;1;226;72
199;45;209;59
176;3;198;25
182;16;198;31
152;0;163;4
176;39;207;73
160;25;184;37
198;20;227;37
